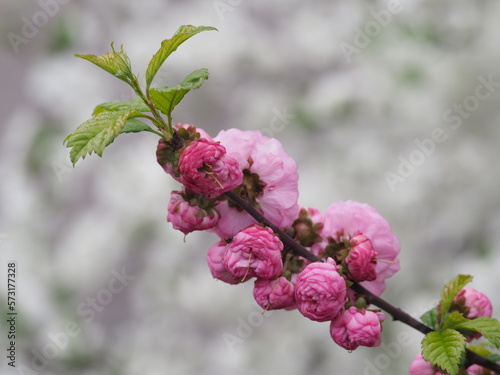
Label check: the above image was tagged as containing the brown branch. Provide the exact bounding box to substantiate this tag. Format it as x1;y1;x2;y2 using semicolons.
224;191;500;374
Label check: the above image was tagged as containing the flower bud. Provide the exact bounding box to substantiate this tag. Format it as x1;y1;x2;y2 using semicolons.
253;277;296;311
345;233;377;282
206;240;242;285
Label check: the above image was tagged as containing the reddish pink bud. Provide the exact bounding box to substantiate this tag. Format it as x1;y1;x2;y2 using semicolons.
345;233;377;282
253;277;296;311
178;138;243;196
330;307;385;350
206;240;242;285
294;259;347;322
167;191;219;235
223;225;284;281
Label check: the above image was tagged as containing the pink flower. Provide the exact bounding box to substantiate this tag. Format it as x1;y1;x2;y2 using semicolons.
322;200;400;296
345;234;377;282
409;353;443;375
466;364;490;375
253;277;296;310
330;307;385;351
206;240;242;285
222;225;284;281
294;259;347;322
211;129;299;238
178;138;243;196
452;288;493;319
167;190;219;235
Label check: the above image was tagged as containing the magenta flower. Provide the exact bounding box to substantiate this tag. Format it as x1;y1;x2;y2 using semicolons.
294;259;347;322
222;225;284;281
167;190;219;235
330;307;385;351
253;277;296;310
409;354;444;375
466;364;490;375
452;288;493;319
321;200;400;296
210;129;299;238
345;234;377;282
206;240;242;285
178;138;243;196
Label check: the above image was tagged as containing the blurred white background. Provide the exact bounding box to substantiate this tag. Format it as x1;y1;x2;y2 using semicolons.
1;0;499;374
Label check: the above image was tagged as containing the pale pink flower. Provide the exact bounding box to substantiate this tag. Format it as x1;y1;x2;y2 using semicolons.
409;354;442;375
345;234;377;282
330;307;385;350
211;129;299;238
206;240;242;285
453;288;493;319
223;225;284;280
322;200;400;296
253;277;296;310
294;259;347;322
178;138;243;196
167;190;219;235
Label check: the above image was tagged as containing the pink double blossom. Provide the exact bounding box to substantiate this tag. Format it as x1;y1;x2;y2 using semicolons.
330;307;385;351
294;259;346;322
167;190;219;235
409;354;445;375
211;129;299;238
206;240;242;285
321;200;400;296
253;277;296;310
178;138;243;196
222;225;284;280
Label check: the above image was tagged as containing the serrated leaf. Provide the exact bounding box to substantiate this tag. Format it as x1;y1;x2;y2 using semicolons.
443;312;470;330
76;43;134;84
440;275;473;319
64;109;141;165
93;97;150;116
422;329;466;375
456;317;500;349
421;308;439;329
149;68;209;118
145;25;217;88
121;119;154;134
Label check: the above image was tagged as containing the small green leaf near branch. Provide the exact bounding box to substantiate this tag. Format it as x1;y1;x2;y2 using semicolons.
421;329;466;375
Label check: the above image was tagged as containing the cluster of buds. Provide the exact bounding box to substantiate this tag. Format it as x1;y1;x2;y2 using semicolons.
158;124;401;351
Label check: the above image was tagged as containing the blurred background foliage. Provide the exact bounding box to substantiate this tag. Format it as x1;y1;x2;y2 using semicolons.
0;0;499;374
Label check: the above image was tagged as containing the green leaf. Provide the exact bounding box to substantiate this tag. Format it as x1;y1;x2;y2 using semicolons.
76;43;134;85
64;109;141;165
421;308;439;329
93;97;150;116
456;317;500;349
487;353;500;362
121;119;155;134
467;344;492;358
422;329;467;375
149;68;209;118
440;275;473;319
442;312;470;330
145;25;217;88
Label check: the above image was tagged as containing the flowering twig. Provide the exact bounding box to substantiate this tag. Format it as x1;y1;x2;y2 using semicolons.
224;191;500;374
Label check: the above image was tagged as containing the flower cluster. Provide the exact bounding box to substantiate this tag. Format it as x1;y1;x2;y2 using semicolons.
158;125;401;351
